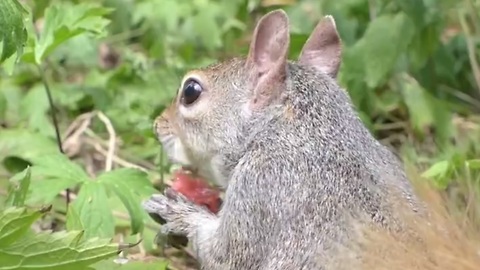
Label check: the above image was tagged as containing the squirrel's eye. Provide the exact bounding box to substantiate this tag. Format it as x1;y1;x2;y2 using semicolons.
181;79;202;106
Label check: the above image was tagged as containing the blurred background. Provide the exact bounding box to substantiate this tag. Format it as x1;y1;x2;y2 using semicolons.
0;0;480;268
2;0;477;185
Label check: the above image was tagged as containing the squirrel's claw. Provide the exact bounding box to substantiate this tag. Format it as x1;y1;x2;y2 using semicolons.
143;189;211;237
160;222;178;235
142;194;168;215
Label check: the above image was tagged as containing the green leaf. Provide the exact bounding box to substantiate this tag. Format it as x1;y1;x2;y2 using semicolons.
431;99;454;147
400;75;434;136
27;176;79;205
0;0;28;62
5;167;32;207
408;22;442;70
98;168;156;234
30;153;90;184
397;0;427;26
20;84;55;138
422;160;451;179
0;230;119;270
27;153;90;204
2;53;19;75
97;168;155;197
466;159;480;170
0;207;44;248
66;205;84;232
0;129;58;162
71;181;115;239
358;13;416;88
34;3;111;63
190;7;222;50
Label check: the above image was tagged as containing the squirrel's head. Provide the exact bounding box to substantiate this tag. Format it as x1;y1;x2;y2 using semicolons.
154;9;342;186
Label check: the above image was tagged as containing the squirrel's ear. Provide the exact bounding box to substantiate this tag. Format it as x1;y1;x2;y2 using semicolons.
298;15;342;78
246;9;290;109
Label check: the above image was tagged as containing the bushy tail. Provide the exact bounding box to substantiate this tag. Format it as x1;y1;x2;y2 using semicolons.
332;169;480;270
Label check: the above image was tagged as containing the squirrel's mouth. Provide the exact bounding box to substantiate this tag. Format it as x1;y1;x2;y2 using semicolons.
158;133;198;171
179;165;198;175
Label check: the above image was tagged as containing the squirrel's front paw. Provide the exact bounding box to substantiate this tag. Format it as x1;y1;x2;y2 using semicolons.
143;188;209;236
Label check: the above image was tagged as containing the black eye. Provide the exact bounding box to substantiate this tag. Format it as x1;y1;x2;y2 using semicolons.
181;79;203;105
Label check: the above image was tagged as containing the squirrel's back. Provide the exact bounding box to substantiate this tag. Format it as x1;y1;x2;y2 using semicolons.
220;61;420;268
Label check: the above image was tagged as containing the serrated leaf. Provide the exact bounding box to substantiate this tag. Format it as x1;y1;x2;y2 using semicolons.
0;230;119;270
422;160;451;179
5;167;32;207
0;0;28;62
66;205;84;232
34;3;111;63
71;181;115;239
359;13;415;88
0;207;44;248
98;168;156;234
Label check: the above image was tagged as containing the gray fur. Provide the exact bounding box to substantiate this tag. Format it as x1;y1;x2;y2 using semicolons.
143;12;420;270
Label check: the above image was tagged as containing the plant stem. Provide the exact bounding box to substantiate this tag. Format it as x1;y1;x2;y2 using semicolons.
37;64;71;205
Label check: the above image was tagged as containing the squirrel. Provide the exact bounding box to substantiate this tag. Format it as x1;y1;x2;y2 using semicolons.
142;9;476;269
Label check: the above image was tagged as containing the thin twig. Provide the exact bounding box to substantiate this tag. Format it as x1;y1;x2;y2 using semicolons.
84;128;157;170
61;112;150;173
38;67;63;152
96;111;117;171
62;112;96;140
83;136;149;172
62;112;95;156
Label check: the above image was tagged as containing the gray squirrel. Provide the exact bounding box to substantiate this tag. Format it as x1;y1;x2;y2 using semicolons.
143;9;421;269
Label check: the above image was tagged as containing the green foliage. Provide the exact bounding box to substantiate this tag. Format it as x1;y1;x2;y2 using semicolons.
422;157;480;188
66;205;85;232
5;167;31;207
0;0;28;63
29;3;112;64
72;180;116;239
98;168;157;234
354;13;415;89
0;207;42;247
22;153;155;238
0;207;119;270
